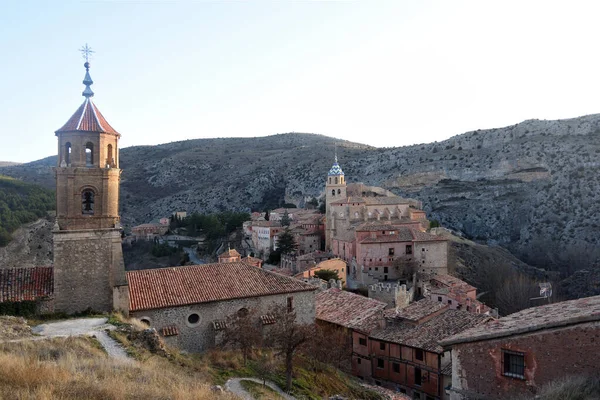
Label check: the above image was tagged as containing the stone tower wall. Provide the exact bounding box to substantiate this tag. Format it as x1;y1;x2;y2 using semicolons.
53;228;126;314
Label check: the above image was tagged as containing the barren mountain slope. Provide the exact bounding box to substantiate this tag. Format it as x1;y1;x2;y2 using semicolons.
5;115;600;271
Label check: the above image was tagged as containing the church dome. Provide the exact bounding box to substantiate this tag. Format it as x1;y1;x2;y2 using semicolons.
328;160;344;176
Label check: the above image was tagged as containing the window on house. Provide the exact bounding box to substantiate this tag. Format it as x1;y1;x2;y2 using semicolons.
337;189;341;195
375;267;378;271
65;142;72;165
82;190;95;215
502;350;525;379
392;363;400;373
357;358;361;364
107;144;113;167
187;313;200;325
384;267;388;273
438;296;442;302
332;190;335;196
359;337;367;346
379;342;385;350
389;248;394;256
287;297;294;313
448;299;452;305
467;306;470;311
377;359;384;369
406;245;413;255
85;142;94;166
237;308;249;318
415;367;422;386
415;348;424;361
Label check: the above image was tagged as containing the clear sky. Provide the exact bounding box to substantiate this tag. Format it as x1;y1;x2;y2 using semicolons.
2;1;600;163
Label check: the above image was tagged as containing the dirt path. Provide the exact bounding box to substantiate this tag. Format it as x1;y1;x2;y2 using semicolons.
225;377;296;400
31;317;131;362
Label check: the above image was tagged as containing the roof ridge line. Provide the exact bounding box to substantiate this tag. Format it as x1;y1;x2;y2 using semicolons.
89;100;105;132
76;98;88;130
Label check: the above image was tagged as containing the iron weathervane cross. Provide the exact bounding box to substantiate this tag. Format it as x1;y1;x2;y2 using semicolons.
79;43;95;62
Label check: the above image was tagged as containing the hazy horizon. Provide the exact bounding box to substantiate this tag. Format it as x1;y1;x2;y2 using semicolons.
3;1;600;163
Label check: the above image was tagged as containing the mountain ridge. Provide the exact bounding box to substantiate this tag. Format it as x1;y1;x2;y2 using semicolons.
4;113;600;273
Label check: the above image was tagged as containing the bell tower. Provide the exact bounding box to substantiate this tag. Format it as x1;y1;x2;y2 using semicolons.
52;47;128;314
325;152;347;250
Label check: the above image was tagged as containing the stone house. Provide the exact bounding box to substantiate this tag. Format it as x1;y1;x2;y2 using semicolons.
127;262;316;353
218;247;241;263
295;258;348;287
131;223;169;240
425;274;491;315
251;221;282;257
441;295;600;400
280;250;335;274
365;300;490;400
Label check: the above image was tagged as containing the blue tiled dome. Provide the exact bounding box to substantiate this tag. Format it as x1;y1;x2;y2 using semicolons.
328;162;344;176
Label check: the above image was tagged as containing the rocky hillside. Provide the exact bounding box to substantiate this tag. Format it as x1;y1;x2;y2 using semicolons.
4;115;600;273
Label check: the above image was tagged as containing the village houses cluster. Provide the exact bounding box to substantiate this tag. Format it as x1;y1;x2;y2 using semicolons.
1;61;599;400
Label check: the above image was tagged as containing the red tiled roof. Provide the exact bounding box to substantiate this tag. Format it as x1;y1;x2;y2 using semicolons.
0;267;54;303
316;288;386;333
55;98;119;135
241;256;262;268
127;262;316;312
372;309;490;353
386;298;448;323
219;248;241;258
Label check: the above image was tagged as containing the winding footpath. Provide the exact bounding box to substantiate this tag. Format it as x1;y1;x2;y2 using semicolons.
31;317;132;362
225;377;297;400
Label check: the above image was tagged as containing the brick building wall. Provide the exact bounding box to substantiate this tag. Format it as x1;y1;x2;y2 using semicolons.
131;290;315;353
450;321;600;399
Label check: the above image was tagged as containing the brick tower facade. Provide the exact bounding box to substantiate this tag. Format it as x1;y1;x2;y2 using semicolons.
52;60;129;314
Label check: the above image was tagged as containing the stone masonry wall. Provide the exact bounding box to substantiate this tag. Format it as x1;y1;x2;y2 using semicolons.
131;290;315;353
450;321;600;399
53;228;124;314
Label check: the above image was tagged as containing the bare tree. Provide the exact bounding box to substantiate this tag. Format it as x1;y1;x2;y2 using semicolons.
269;305;315;392
303;324;352;373
495;274;540;316
222;308;262;366
253;352;277;386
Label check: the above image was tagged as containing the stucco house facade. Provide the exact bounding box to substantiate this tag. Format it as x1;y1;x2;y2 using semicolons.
127;262;317;353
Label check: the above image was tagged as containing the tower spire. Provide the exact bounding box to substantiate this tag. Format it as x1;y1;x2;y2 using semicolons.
80;43;95;98
334;143;338;163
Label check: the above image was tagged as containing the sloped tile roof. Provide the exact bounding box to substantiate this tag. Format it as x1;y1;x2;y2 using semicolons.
386;298;448;322
441;295;600;346
371;309;490;353
0;267;54;303
219;248;241;258
316;288;386;333
359;226;415;244
127;262;315;312
55;98;119;135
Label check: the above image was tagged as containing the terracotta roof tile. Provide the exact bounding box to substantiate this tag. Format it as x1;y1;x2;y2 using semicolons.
387;298;448;322
55;98;119;135
372;309;490;353
127;262;315;312
219;248;241;258
316;288;386;333
0;267;53;303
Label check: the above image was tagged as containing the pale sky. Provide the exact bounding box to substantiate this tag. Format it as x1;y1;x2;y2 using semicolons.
2;1;600;163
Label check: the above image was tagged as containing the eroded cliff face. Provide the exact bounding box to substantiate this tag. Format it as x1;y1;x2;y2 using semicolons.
4;114;600;271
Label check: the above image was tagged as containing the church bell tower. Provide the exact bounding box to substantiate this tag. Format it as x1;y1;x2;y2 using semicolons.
325;153;347;250
52;48;128;314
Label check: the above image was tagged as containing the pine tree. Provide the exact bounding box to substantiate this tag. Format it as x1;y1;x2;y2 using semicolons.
277;228;297;255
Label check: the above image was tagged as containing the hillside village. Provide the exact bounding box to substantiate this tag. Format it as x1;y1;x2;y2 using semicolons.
0;59;600;400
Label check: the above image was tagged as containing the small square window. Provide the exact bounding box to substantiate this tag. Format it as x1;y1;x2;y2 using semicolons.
389;248;395;256
502;350;525;379
379;342;385;350
438;296;442;302
448;299;452;305
359;337;367;346
415;348;424;361
357;358;362;364
392;363;400;373
384;267;389;273
377;359;384;369
406;245;413;255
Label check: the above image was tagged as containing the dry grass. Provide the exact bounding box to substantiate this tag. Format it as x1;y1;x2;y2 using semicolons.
0;337;237;400
0;316;34;340
535;375;600;400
